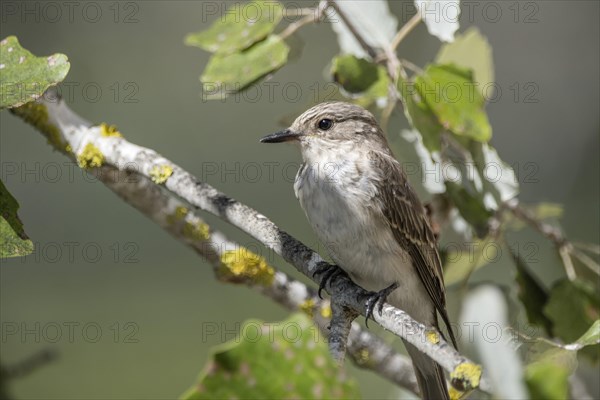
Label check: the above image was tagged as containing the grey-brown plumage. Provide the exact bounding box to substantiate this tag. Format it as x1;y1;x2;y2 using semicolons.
261;102;456;400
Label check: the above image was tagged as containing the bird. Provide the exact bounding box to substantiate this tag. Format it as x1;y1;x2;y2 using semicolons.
260;101;457;400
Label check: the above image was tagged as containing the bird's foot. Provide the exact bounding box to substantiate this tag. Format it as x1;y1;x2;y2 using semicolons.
364;282;399;328
312;262;344;299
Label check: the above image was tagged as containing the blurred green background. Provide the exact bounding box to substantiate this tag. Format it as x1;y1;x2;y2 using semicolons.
1;1;598;399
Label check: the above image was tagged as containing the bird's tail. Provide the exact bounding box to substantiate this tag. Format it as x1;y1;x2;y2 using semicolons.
403;340;449;400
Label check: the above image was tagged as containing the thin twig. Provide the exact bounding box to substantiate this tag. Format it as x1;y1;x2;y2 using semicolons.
279;1;328;40
571;248;600;276
282;7;316;17
504;199;568;247
504;199;577;280
400;58;424;75
390;12;422;51
559;246;577;281
573;241;600;255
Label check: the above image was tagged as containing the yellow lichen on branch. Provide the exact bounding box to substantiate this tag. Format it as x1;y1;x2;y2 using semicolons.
300;298;316;317
219;248;275;286
450;362;482;392
166;206;210;241
183;220;210;241
319;303;332;319
426;330;440;344
77;143;104;169
100;123;122;137
149;164;173;184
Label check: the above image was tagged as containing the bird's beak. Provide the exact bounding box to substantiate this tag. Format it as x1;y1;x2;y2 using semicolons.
260;129;301;143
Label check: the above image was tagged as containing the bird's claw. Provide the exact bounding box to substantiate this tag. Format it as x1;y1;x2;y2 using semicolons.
312;263;343;299
364;282;399;328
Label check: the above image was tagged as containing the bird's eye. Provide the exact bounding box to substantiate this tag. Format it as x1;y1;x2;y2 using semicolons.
318;119;333;130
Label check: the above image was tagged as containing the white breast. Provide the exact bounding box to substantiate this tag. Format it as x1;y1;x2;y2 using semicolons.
293;140;432;321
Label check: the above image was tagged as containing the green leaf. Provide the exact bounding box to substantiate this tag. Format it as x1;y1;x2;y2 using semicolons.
544;279;600;361
200;35;289;98
574;320;600;348
516;320;599;399
510;247;553;335
525;361;569;400
0;180;33;258
445;181;492;237
443;237;498;286
398;75;444;152
330;55;390;107
0;36;70;109
435;27;494;100
181;313;359;400
416;64;492;142
544;279;600;343
331;55;380;93
185;0;283;55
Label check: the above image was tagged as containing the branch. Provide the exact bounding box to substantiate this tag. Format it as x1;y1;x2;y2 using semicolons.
93;164;419;394
11;95;492;394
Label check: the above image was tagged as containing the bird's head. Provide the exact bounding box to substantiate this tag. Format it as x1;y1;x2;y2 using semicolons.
260;102;387;154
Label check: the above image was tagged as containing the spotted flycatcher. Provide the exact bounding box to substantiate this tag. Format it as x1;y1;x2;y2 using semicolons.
261;102;457;400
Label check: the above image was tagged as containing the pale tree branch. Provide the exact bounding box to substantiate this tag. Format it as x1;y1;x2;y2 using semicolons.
94;164;420;394
328;297;358;364
10;94;492;394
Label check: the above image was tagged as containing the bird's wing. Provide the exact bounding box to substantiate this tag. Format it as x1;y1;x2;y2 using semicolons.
369;150;457;348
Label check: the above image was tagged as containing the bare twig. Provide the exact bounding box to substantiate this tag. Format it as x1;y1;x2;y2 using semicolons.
571;248;600;275
573;242;600;255
504;199;568;247
279;1;328;40
504;199;577;280
399;58;424;75
390;12;422;51
281;7;316;17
